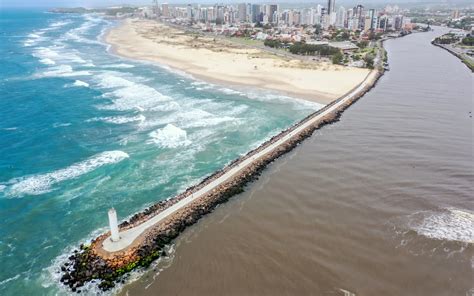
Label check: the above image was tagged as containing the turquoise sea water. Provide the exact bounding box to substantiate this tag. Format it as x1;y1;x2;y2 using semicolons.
0;9;322;295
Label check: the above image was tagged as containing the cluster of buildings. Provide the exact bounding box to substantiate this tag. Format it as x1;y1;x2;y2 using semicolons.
145;1;413;33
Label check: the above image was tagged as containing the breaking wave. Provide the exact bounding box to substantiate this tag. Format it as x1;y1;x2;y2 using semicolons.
103;63;135;69
95;73;174;111
408;208;474;244
148;124;191;148
86;114;146;124
39;65;92;78
72;80;89;87
4;151;129;198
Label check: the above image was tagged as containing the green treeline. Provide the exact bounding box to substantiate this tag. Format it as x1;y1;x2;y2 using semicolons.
288;42;341;56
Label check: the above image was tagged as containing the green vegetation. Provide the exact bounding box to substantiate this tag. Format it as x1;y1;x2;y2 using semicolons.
448;16;473;31
357;40;369;49
461;56;474;71
330;29;350;41
364;54;375;69
434;33;459;44
332;51;344;65
461;36;474;46
289;42;340;56
264;39;285;48
313;24;322;36
230;37;263;47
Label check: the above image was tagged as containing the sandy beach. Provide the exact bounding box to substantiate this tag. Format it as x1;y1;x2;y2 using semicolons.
105;19;370;104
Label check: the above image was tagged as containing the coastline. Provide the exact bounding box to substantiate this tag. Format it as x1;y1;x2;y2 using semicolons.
104;18;371;105
59;60;384;291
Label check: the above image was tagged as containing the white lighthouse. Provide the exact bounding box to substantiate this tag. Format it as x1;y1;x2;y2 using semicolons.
108;208;121;242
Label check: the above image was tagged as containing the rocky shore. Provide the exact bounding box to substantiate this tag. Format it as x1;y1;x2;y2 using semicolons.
58;69;383;293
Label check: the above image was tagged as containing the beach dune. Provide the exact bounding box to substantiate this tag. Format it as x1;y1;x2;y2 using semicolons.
106;19;370;104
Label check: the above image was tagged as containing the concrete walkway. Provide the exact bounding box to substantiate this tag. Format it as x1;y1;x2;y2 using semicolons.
102;70;378;253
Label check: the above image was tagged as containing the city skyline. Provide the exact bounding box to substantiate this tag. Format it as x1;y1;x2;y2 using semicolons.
2;0;474;8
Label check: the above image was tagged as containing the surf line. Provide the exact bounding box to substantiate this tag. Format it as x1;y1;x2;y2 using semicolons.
59;68;383;292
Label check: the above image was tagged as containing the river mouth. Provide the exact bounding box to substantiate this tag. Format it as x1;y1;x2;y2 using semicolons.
119;26;474;296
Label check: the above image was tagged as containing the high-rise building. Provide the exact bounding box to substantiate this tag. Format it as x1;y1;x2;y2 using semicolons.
266;4;278;23
367;9;377;30
354;4;364;30
251;4;261;23
328;0;336;14
336;6;346;28
186;4;193;20
238;3;247;22
161;3;169;18
452;9;460;19
394;15;403;30
215;5;224;24
327;0;336;26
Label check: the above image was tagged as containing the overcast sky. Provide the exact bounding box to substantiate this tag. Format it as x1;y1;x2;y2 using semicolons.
0;0;464;8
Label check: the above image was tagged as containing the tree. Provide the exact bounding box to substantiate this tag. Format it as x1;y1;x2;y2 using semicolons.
357;40;369;49
332;51;344;65
313;24;322;35
289;42;340;56
264;39;283;48
462;36;474;46
364;54;374;69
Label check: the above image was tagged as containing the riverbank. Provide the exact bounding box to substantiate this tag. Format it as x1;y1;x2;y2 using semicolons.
105;18;370;104
431;41;474;72
58;66;382;292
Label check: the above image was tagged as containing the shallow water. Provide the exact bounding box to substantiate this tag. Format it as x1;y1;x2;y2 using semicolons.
0;10;319;295
121;28;474;296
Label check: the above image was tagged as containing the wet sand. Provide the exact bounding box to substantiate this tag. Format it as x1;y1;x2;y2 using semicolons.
120;27;473;296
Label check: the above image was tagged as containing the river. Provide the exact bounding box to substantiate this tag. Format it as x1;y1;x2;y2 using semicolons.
120;27;473;296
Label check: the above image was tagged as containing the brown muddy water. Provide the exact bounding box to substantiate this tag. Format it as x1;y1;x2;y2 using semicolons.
120;27;473;296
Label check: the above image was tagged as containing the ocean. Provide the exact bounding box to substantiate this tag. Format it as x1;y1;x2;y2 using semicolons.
0;9;321;295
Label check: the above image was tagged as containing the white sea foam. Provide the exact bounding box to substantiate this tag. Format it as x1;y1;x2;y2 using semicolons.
40;65;92;78
103;63;135;69
52;122;71;128
0;274;20;287
62;15;101;44
95;74;174;111
148;124;191;148
87;114;146;124
39;58;56;65
0;185;6;192
218;87;243;95
5;151;129;198
191;81;208;86
72;80;89;87
23;31;46;47
23;40;35;47
33;47;60;59
50;20;72;28
96;73;136;88
409;208;474;244
177;109;237;128
33;46;88;65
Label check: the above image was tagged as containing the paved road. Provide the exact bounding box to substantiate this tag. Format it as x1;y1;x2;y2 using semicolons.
102;70;379;253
